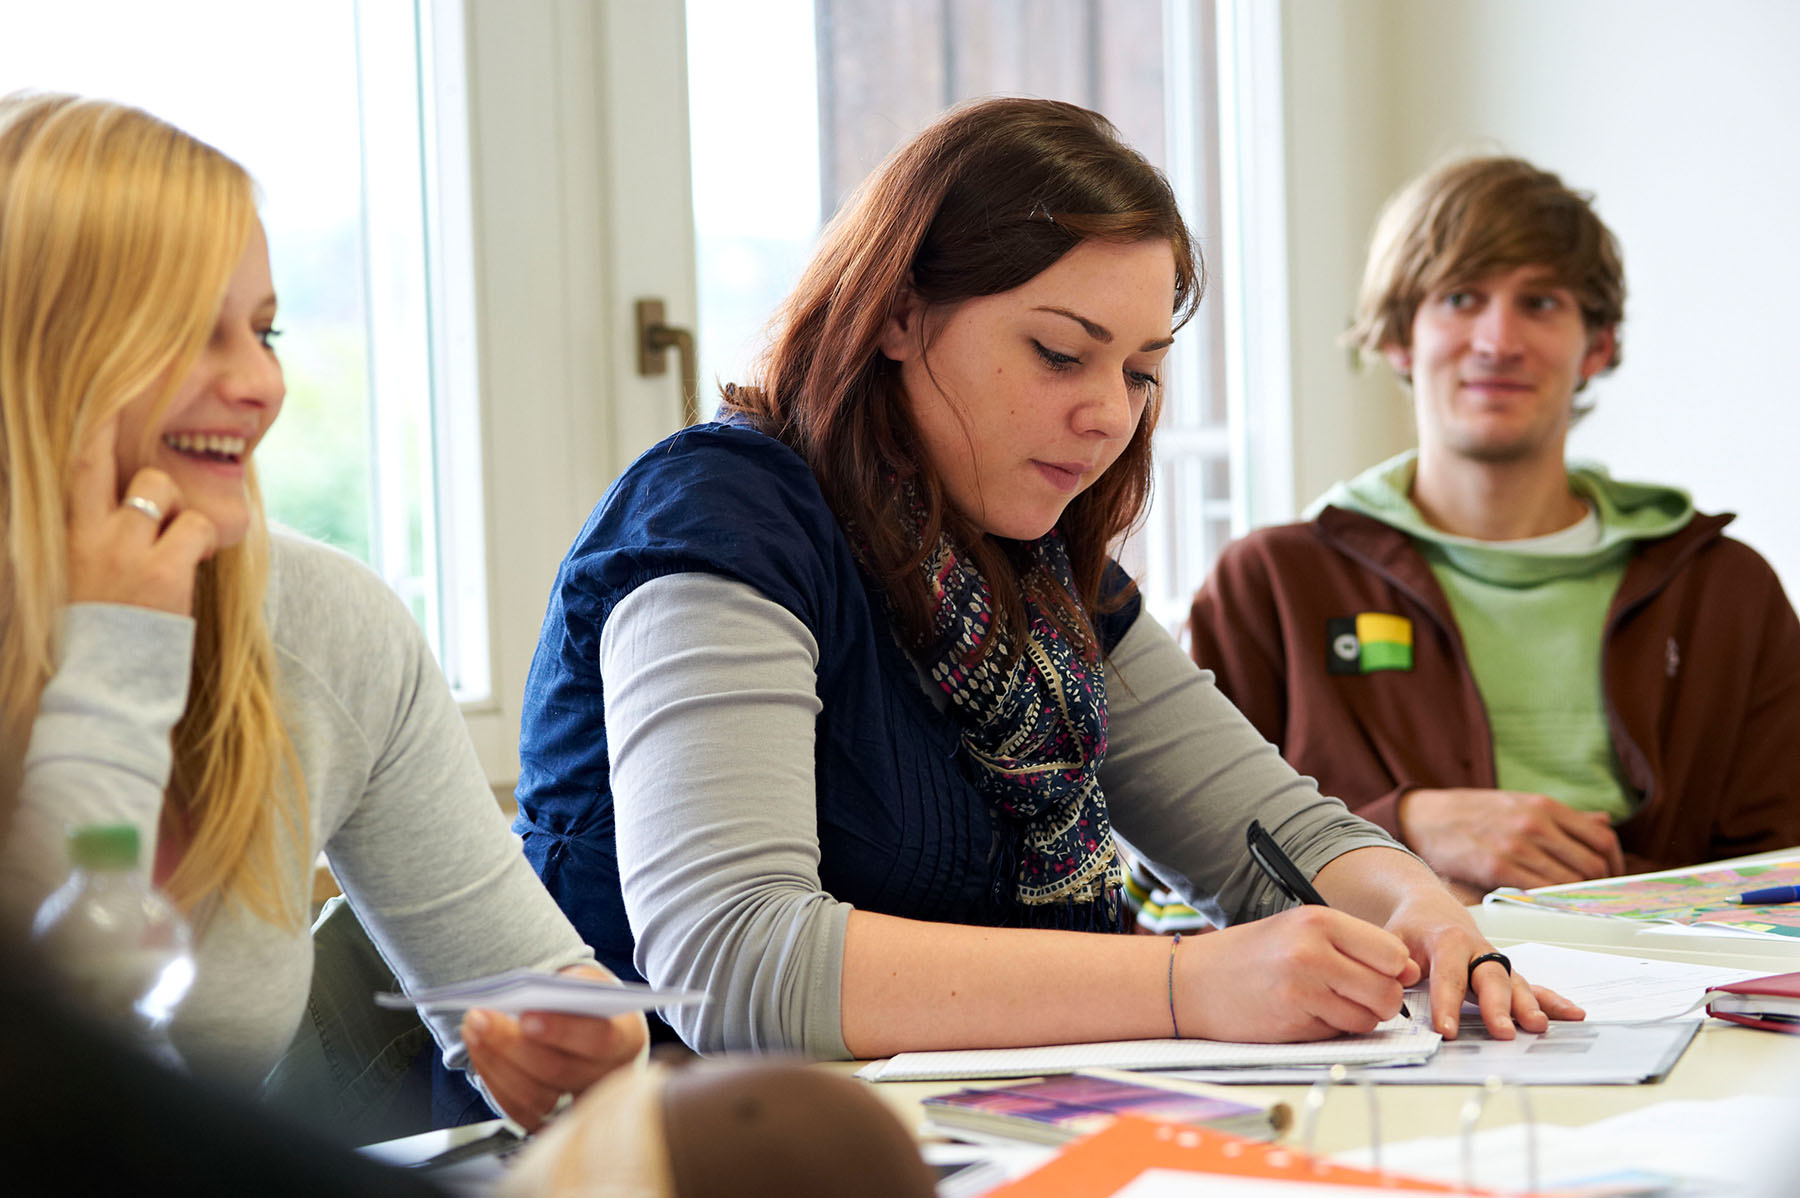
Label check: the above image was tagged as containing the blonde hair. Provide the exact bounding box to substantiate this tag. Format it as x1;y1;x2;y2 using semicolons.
1345;155;1625;371
0;92;305;926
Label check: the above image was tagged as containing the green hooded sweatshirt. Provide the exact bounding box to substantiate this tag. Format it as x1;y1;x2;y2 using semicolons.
1311;450;1694;820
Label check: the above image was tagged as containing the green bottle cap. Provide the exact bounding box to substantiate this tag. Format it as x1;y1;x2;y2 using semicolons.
67;824;141;870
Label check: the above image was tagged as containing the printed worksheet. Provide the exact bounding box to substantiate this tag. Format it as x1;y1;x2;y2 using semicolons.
1487;857;1800;939
1495;941;1767;1022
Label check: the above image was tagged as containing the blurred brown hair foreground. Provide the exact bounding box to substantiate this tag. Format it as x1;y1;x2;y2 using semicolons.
1346;154;1625;371
501;1060;936;1198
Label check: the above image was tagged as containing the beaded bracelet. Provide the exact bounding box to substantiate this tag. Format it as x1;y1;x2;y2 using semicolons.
1167;931;1183;1039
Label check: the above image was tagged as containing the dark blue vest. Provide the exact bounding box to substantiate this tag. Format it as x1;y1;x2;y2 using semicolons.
512;420;1138;986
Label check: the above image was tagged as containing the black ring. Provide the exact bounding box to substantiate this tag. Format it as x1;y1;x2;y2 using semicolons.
1467;951;1512;984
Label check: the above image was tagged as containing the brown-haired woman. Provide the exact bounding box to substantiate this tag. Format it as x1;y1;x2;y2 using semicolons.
515;98;1579;1060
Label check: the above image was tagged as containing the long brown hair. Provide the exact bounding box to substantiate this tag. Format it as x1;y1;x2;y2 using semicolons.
724;97;1201;658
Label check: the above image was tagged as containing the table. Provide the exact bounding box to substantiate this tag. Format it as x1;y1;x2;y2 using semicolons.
843;901;1800;1160
365;891;1800;1187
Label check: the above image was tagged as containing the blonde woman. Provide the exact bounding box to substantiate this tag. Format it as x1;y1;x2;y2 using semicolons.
0;92;643;1129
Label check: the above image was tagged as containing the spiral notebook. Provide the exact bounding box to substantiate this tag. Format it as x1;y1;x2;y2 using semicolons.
856;1025;1439;1083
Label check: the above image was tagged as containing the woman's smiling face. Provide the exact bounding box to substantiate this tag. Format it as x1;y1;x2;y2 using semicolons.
112;220;284;550
881;237;1176;541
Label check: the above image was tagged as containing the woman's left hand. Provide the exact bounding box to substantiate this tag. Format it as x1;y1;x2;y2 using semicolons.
1382;888;1586;1040
461;965;648;1131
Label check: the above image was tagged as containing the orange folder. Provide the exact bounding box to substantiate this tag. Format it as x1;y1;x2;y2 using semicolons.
986;1115;1480;1195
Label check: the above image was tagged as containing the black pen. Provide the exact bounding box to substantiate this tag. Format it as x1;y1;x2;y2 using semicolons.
1246;819;1412;1020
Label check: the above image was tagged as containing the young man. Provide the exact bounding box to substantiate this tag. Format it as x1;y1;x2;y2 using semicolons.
1186;156;1800;902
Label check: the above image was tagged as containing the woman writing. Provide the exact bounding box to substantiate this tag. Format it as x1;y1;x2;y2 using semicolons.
517;97;1580;1059
0;92;641;1129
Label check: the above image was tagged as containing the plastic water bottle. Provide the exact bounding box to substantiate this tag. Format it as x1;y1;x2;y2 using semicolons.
31;823;196;1069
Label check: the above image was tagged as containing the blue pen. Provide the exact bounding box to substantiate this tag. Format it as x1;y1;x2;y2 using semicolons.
1732;885;1800;905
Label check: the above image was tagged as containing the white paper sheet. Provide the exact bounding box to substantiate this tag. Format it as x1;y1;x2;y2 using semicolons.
1112;1172;1481;1197
1168;1019;1699;1087
1161;942;1757;1086
1333;1094;1793;1195
374;967;705;1017
856;1024;1440;1083
1495;941;1767;1022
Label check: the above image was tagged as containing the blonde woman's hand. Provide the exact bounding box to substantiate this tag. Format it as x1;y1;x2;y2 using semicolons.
66;416;217;615
461;965;650;1133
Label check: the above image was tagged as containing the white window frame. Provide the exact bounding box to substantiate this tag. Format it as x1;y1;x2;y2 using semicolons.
1216;0;1297;535
452;0;696;785
445;0;1297;780
358;0;490;704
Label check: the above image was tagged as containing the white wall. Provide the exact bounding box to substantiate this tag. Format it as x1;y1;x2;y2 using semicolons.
1277;0;1800;593
1275;0;1412;518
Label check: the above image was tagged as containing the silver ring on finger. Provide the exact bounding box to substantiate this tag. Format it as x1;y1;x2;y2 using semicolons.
123;495;166;525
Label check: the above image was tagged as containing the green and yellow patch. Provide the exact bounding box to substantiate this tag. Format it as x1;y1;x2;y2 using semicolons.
1327;612;1413;674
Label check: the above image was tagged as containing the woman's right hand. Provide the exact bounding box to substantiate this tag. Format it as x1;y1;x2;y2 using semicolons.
1174;906;1420;1041
67;416;217;616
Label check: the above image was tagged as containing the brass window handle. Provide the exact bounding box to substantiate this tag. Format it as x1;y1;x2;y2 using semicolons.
635;298;699;426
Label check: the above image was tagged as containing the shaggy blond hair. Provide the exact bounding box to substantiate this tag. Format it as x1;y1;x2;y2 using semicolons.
0;92;304;926
1346;154;1625;371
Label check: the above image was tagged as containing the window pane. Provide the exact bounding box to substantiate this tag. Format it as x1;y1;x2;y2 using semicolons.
1;0;376;560
686;0;821;397
687;0;1231;630
1;0;487;697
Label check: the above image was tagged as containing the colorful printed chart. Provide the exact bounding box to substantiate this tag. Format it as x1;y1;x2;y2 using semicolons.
1487;857;1800;939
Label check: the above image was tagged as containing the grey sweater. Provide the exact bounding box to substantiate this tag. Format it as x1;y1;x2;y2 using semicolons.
7;532;593;1084
602;573;1402;1057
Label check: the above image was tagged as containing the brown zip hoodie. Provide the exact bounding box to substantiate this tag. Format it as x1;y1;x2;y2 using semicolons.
1188;504;1800;874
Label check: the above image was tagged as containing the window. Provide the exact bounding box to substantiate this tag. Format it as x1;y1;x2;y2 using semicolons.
1;0;488;698
686;0;1235;629
11;1;1276;784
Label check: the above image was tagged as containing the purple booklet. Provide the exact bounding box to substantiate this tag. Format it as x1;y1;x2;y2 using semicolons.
920;1071;1288;1146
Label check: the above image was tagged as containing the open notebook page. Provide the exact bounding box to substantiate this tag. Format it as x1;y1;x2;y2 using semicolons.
857;1022;1438;1083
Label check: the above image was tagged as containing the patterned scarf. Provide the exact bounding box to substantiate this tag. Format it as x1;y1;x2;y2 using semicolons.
914;527;1126;926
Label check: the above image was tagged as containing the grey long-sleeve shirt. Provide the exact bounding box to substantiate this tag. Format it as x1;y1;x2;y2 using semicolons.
602;572;1402;1058
6;532;594;1085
